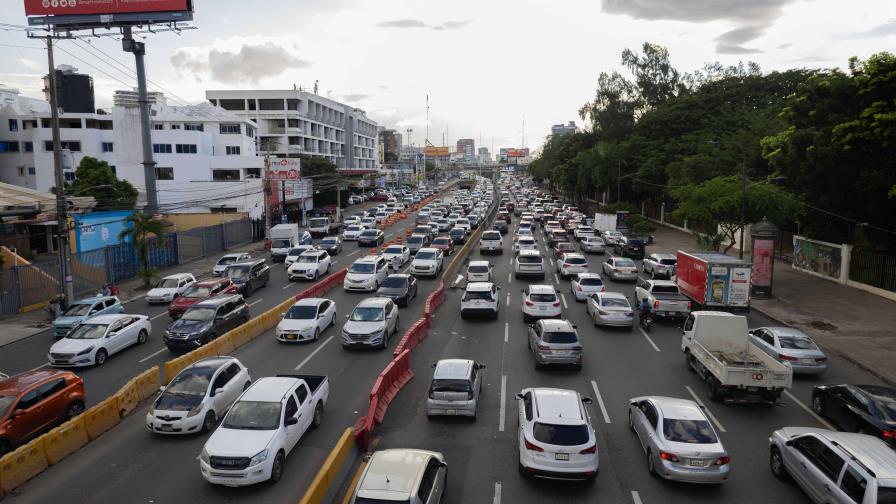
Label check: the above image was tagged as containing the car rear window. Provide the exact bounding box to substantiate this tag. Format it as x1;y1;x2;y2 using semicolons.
518;255;542;264
660;259;677;266
468;265;489;273
878;486;896;503
530;293;556;303
662;419;718;444
533;423;590;446
565;258;587;265
381;277;407;288
463;290;494;301
543;331;578;344
778;336;818;350
482;232;501;240
578;277;603;286
651;285;679;294
601;298;629;308
430;379;471;393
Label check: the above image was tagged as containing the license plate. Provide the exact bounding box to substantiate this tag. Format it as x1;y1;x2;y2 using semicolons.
538;306;548;311
159;424;173;432
446;409;456;416
800;358;815;364
689;459;704;467
554;350;571;355
286;334;297;340
747;386;759;392
555;453;570;461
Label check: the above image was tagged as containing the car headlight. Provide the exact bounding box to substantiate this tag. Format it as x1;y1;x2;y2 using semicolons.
200;447;210;464
187;403;203;417
76;346;95;356
249;449;268;466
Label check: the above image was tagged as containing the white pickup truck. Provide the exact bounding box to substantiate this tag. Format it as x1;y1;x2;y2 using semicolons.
200;374;329;486
634;278;691;320
681;311;792;403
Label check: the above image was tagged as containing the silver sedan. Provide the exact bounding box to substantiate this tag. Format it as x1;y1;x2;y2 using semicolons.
586;291;634;329
749;327;828;374
628;396;730;484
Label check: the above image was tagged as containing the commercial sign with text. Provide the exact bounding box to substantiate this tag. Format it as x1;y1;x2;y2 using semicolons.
267;158;302;181
24;0;191;16
424;146;450;157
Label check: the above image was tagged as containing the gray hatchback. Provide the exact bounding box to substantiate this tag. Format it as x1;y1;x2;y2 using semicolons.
527;319;582;370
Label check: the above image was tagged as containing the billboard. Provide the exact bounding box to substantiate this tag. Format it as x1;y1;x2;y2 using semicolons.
267;157;301;181
73;210;133;253
24;0;191;16
424;146;450;157
793;236;842;281
506;148;529;158
284;179;313;200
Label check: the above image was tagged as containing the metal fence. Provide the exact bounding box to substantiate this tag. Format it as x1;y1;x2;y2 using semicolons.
849;248;896;293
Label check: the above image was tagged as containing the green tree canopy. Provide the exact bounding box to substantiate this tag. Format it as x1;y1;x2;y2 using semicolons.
64;156;138;210
118;211;166;286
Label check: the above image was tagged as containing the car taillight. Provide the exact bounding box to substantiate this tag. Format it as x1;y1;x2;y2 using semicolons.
815;357;828;363
779;354;798;361
653;300;660;310
660;451;679;463
597;309;608;315
580;444;597;454
428;390;434;399
467;391;474;400
714;456;731;465
524;438;544;452
571;346;583;351
687;301;692;310
613;268;620;273
537;344;551;351
525;300;535;307
600;286;606;292
552;301;561;307
883;430;895;439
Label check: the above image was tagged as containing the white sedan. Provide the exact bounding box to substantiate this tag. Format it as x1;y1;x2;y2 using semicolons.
48;314;151;367
145;273;196;304
382;245;411;271
276;298;338;343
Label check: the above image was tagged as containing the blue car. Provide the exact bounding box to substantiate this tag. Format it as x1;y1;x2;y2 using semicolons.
53;296;125;338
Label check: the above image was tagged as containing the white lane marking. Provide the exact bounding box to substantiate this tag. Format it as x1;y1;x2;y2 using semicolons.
138;347;168;363
248;299;263;307
685;385;726;433
549;258;555;266
150;312;168;321
347;249;361;257
560;293;568;309
631;491;643;504
505;293;510;307
386;232;394;238
784;390;835;430
499;375;507;432
504;322;509;343
455;274;463;285
590;380;612;424
282;282;297;290
638;328;661;352
507;272;512;283
553;272;560;285
28;363;49;372
294;335;335;370
493;482;502;504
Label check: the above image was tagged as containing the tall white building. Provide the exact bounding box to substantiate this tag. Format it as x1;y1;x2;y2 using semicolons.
205;89;378;171
0;88;264;215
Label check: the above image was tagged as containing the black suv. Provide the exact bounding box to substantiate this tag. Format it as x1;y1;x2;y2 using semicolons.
163;295;250;350
614;236;646;260
225;259;270;297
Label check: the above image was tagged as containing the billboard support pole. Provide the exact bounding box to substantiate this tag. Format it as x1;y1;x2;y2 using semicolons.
122;26;159;216
45;35;74;305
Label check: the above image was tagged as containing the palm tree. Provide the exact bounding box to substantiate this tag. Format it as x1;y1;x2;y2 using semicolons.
118;212;166;287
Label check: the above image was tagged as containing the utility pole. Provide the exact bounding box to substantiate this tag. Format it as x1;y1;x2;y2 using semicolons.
122;27;158;215
739;153;746;260
263;153;272;239
45;36;73;305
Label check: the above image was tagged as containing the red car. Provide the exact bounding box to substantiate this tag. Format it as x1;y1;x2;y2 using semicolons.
431;237;455;256
167;277;239;318
497;211;512;223
553;242;577;259
0;370;85;455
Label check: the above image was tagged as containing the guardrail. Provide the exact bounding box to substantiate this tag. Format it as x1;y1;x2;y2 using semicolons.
298;427;360;504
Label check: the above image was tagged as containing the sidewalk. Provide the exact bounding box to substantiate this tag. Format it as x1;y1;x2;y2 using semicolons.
649;225;896;385
0;240;267;348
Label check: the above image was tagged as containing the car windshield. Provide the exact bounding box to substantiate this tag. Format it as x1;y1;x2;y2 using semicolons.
285;305;317;320
463;290;494;301
385;247;403;254
529;293;556;302
226;267;249;279
430;379;471;393
565;257;587;265
350;263;375;274
223;401;281;430
407;237;423;244
578;277;603;286
181;307;216;321
66;323;108;340
321;238;337;245
615;259;636;267
518;255;542;264
156;278;181;288
287;248;305;257
533;423;590;446
165;367;215;396
543;331;578;344
63;303;92;316
602;298;629;308
183;286;212;298
351;307;384;322
468;265;489;273
310;218;328;226
874;399;896;422
416;251;436;260
297;255;318;263
0;396;15;418
660;259;677;266
271;239;291;249
217;256;238;265
663;419;718;444
382;277;407;289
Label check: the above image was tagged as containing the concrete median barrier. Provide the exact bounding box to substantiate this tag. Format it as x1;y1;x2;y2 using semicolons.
116;377;141;418
84;396;121;441
133;367;161;401
41;416;88;465
298;427;359;504
0;437;47;494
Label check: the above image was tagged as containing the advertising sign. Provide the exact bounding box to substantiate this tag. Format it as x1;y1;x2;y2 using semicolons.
24;0;191;16
793;236;842;281
707;269;729;306
284;179;313;200
73;210;133;253
752;238;774;295
728;267;751;307
424;146;450;157
506;148;529;158
267;158;301;181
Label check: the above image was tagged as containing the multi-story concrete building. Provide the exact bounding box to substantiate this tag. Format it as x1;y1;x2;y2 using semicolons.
378;128;402;163
478;147;491;163
551;121;577;136
205;89;379;171
0;88;264;215
43;65;95;114
456;138;475;163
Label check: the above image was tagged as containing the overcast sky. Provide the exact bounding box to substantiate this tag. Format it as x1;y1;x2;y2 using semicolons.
2;0;893;151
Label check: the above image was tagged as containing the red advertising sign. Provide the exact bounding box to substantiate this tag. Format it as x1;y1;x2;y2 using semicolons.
506;148;529;158
752;238;774;287
24;0;191;16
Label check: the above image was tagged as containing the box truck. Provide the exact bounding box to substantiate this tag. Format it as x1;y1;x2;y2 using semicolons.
676;251;752;312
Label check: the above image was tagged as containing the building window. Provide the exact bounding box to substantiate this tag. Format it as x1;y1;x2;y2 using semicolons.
24;142;33;152
8;119;18;132
110;165;116;175
153;143;172;154
43;141;81;152
184;123;204;131
246;125;255;138
102;142;114;153
220;123;241;134
244;168;261;179
17;166;24;176
0;141;19;152
212;169;241;181
175;144;198;154
64;172;75;182
225;146;241;155
153;123;164;130
155;167;174;180
170;124;181;130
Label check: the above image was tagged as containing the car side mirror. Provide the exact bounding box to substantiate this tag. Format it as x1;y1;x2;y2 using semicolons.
213;387;224;397
12;409;27;419
479;364;487;369
345;314;350;319
284;416;299;426
439;461;448;468
514;393;524;400
582;397;594;405
106;331;117;338
431;362;438;368
784;440;794;447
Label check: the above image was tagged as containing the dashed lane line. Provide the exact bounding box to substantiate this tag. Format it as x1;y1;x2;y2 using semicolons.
150;311;169;320
493;482;502;504
590;380;612;424
282;282;298;290
632;491;643;504
560;293;569;309
138;347;168;363
247;299;264;307
294;336;335;370
784;390;836;430
685;385;727;433
499;375;507;432
504;322;509;343
638;327;661;352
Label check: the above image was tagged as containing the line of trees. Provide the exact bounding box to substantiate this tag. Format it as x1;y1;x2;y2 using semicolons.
530;43;896;251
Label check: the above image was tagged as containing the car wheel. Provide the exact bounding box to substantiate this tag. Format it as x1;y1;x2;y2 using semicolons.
312;402;323;429
313;328;320;341
94;349;108;366
518;462;531;479
243;381;251;391
0;439;11;456
706;376;722;402
628;410;635;432
770;447;789;480
647;449;658;477
592;312;598;327
269;451;285;484
812;394;824;415
331;314;337;328
137;330;148;345
65;400;85;419
202;410;217;433
244;285;253;298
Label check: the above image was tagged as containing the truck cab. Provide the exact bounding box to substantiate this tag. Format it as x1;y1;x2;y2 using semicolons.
269;224;300;262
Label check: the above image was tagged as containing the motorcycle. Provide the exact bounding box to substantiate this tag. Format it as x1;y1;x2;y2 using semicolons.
639;312;654;332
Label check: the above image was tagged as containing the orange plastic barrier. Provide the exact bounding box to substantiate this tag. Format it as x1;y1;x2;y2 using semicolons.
84;396;121;440
116;377;141;417
0;437;47;493
41;416;88;465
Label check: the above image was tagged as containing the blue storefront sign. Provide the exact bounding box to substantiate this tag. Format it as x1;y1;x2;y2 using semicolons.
74;210;133;253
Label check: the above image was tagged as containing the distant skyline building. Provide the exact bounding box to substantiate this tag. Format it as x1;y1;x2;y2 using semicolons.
551;121;577;136
43;65;95;114
478;146;490;163
378;128;402;163
456;138;475;163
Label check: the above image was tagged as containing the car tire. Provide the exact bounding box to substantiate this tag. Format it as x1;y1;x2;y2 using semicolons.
94;349;108;366
269;451;285;484
137;330;148;345
706;376;722;402
312;402;323;429
647;449;658;477
518;462;531;479
244;285;253;298
812;394;825;415
628;410;635;432
65;400;85;420
331;314;337;328
313;328;320;341
770;447;789;480
202;410;216;433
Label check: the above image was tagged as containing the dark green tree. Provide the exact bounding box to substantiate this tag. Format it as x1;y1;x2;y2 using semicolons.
64;156;138;210
118;212;166;286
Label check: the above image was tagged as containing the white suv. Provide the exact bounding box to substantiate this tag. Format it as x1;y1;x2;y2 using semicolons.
521;284;561;322
516;387;598;480
411;248;444;278
479;230;503;254
515;250;545;279
344;255;389;292
557;253;588;279
466;261;492;282
460;282;500;319
287;250;331;281
350;449;447;503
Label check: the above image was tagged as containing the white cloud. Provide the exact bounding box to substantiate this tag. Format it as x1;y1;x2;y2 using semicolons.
170;42;310;84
